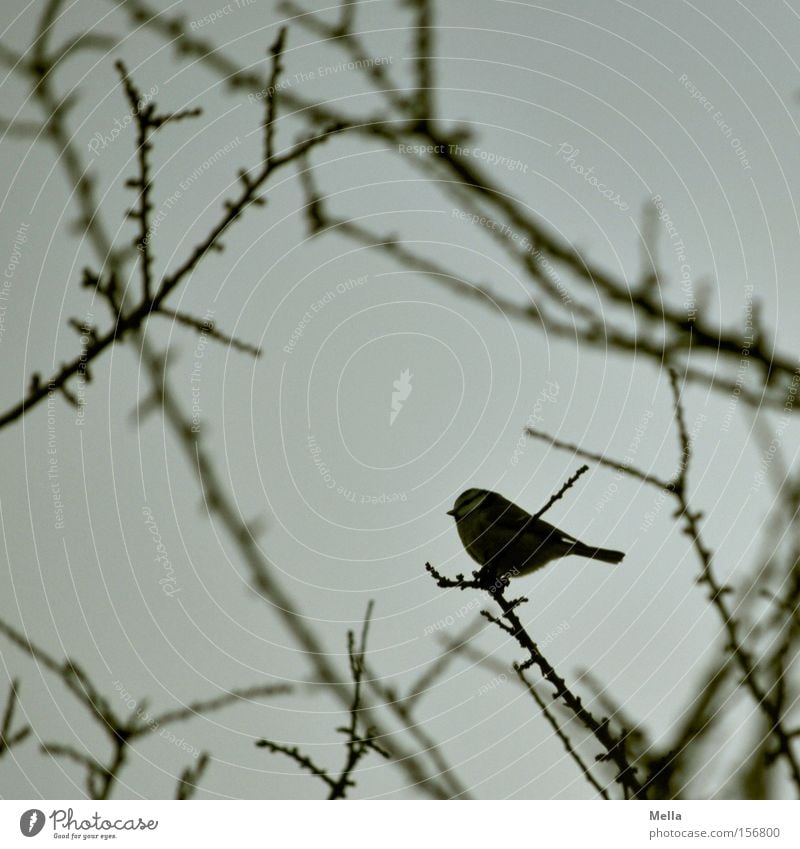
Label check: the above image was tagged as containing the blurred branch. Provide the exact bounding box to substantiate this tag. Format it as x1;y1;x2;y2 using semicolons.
0;614;290;798
640;654;734;799
295;161;562;324
176;752;211;800
328;601;391;799
362;649;475;800
138;684;292;737
576;669;650;762
154;309;262;358
0;679;31;757
53;31;117;65
658;372;800;794
279;0;409;112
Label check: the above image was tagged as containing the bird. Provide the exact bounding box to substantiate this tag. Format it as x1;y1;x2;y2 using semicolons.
447;488;624;580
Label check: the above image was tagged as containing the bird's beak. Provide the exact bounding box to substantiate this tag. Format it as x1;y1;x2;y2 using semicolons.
446;509;456;517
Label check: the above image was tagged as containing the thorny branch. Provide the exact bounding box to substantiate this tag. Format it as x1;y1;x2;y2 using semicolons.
516;668;610;799
434;629;610;797
425;558;645;799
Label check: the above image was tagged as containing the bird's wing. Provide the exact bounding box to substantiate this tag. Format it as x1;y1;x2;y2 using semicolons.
488;496;583;546
487;497;533;530
524;516;581;546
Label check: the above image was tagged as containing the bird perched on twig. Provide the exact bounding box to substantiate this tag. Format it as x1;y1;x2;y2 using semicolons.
448;488;624;581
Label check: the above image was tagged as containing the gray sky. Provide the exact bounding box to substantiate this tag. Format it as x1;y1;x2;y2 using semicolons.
2;0;800;799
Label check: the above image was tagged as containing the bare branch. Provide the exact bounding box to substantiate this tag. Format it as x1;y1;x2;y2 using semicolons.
54;32;117;65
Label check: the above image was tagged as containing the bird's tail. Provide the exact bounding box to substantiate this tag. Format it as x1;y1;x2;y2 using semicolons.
571;542;625;564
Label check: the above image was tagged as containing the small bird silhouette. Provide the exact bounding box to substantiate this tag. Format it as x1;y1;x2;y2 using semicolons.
448;488;624;580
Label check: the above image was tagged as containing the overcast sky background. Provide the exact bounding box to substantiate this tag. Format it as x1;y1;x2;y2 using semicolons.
2;0;800;799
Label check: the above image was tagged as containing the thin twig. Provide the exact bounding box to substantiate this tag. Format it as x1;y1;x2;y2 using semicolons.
532;464;590;520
